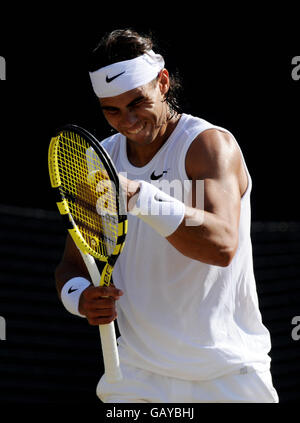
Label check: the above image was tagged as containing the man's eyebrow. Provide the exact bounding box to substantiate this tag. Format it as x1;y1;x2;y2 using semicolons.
100;104;118;110
127;95;145;107
101;95;145;110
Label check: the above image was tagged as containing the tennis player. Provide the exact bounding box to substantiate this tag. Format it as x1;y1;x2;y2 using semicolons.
55;29;279;403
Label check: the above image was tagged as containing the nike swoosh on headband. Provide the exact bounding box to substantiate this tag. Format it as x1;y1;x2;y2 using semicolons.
106;71;126;83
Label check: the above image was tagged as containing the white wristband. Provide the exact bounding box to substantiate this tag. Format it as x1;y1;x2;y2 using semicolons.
130;180;185;237
60;277;91;318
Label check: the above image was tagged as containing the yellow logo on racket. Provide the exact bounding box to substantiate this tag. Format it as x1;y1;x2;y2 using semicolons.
91;237;99;248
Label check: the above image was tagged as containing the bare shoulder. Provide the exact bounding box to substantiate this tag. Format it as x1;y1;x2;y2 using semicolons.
185;129;243;179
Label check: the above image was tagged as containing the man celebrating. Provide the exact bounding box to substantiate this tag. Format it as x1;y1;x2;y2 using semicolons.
55;29;278;403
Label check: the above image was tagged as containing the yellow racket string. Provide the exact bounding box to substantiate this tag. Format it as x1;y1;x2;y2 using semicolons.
54;131;118;258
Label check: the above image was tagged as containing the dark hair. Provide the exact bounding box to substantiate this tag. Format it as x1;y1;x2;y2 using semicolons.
89;29;183;115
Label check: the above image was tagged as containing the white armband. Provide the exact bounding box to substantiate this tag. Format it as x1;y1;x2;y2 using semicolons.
129;180;185;237
60;277;91;318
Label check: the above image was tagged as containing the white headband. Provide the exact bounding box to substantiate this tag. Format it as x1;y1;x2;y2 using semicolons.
89;50;165;98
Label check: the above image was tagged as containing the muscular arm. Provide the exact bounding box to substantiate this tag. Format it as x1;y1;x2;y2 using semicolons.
121;129;247;267
166;129;247;266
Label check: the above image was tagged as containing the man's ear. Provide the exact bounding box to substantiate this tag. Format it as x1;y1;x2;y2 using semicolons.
158;68;170;97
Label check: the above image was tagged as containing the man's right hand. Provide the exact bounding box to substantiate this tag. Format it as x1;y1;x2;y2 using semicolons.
78;285;123;325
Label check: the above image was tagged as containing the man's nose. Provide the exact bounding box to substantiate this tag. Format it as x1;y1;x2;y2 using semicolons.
121;109;138;128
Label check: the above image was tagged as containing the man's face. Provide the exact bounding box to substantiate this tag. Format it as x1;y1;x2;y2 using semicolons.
99;71;169;145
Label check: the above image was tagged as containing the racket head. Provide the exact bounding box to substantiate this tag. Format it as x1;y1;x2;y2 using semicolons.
48;124;127;274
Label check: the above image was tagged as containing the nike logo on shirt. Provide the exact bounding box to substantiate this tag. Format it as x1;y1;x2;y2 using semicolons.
68;287;78;294
106;71;126;83
150;170;169;180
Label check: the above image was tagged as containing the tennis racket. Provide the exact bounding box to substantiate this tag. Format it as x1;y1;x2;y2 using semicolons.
48;124;127;383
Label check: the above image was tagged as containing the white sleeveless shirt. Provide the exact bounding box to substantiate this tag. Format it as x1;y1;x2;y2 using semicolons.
101;113;272;380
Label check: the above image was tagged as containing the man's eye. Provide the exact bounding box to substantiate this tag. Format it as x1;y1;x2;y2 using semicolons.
104;108;119;114
131;99;144;108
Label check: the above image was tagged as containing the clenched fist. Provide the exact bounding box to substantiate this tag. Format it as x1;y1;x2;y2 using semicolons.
78;285;123;325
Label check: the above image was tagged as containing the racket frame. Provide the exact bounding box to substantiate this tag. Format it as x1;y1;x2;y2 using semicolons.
49;124;127;383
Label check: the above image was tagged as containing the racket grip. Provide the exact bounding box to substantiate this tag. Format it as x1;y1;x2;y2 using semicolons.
99;322;122;383
79;251;123;382
80;253;101;286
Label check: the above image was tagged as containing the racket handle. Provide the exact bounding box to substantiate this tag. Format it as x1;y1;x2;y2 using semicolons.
99;323;122;383
79;251;122;383
80;252;101;285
